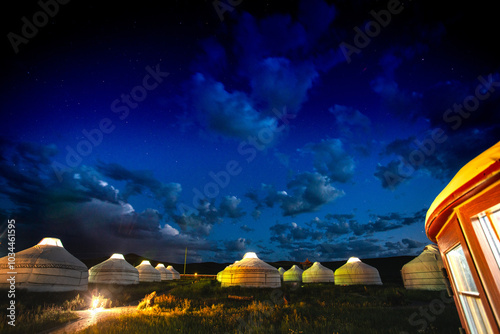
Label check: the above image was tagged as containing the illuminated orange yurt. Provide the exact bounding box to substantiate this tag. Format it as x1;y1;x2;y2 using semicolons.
0;237;88;292
426;141;500;333
220;252;281;288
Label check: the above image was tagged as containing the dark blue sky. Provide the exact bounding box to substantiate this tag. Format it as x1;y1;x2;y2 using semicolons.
1;0;499;263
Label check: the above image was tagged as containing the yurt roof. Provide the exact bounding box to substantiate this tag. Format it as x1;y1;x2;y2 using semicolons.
136;260;159;272
167;265;179;273
423;244;439;253
283;265;303;281
289;264;302;271
0;237;88;291
302;262;332;272
90;253;138;273
219;252;280;288
339;257;377;273
88;253;139;285
334;257;382;285
136;260;160;282
111;253;125;259
403;245;443;267
426;141;500;241
0;237;87;272
155;263;172;273
401;245;446;290
38;237;64;247
302;261;334;283
226;252;277;271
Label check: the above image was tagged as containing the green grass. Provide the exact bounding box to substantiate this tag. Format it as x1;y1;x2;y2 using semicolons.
0;290;82;334
0;281;180;333
75;279;461;334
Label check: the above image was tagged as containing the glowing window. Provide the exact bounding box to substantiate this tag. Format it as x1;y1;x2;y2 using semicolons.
446;244;494;334
478;209;500;270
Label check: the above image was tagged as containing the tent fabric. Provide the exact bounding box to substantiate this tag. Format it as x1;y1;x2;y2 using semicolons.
0;237;88;292
167;265;181;279
217;261;239;282
217;266;230;283
283;265;303;282
334;257;382;285
155;263;174;281
217;267;229;283
401;245;446;290
220;252;281;288
136;260;161;282
278;267;286;278
302;262;334;283
426;141;500;238
89;253;139;285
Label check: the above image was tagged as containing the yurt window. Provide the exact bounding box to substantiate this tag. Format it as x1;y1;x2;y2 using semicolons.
445;244;494;333
476;209;500;270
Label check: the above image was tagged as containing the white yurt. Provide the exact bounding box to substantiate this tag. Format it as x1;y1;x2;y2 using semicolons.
217;261;239;282
217;267;229;283
302;262;334;283
220;252;281;288
166;265;181;279
283;265;303;282
88;253;139;285
136;260;161;282
0;237;88;292
401;244;446;290
278;267;286;278
155;263;174;281
334;257;382;285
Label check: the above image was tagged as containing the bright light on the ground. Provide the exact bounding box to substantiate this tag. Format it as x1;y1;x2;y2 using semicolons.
90;295;105;312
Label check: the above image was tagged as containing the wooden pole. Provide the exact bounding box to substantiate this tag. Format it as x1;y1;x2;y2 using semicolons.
183;247;187;274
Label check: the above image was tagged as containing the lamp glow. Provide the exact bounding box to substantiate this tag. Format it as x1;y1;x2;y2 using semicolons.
243;252;258;259
38;237;63;247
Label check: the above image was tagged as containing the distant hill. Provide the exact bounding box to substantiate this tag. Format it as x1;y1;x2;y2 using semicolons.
81;254;415;285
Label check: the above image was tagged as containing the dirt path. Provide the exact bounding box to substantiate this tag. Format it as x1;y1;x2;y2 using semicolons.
42;306;137;334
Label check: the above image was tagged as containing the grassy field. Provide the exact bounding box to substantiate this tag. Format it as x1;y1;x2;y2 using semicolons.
85;279;461;333
0;281;180;333
0;279;461;333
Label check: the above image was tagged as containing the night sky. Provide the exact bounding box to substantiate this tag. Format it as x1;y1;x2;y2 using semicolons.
1;0;499;263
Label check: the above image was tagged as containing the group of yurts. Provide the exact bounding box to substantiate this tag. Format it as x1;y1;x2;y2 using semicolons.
0;236;446;292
